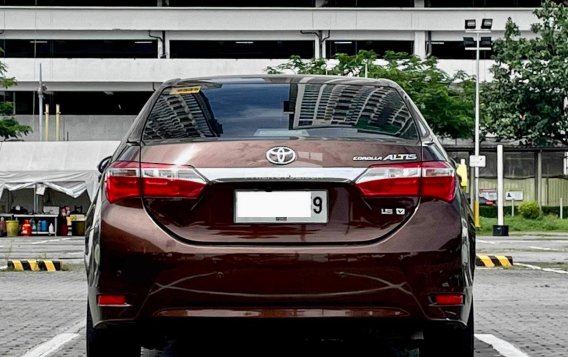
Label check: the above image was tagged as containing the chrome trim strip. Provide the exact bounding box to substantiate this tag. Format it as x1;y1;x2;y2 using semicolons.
196;168;366;182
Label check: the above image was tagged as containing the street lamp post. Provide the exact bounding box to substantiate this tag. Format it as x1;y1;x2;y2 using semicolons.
464;18;492;228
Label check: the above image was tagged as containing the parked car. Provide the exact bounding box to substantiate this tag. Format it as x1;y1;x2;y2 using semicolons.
480;196;496;206
85;75;476;356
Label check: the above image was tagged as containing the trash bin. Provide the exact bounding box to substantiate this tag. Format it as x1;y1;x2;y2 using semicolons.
492;225;509;236
6;220;19;237
72;220;86;236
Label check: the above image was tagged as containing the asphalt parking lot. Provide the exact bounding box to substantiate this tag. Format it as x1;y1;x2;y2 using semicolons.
1;234;567;357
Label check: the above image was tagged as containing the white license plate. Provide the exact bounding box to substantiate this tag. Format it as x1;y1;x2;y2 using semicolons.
235;191;328;224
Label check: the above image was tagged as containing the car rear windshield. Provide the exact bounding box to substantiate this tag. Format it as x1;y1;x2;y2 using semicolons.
142;80;419;142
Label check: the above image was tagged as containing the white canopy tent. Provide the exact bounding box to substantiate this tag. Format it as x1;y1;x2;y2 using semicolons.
0;141;120;202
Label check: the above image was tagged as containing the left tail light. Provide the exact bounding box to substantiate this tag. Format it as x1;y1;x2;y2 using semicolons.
105;161;207;203
105;161;140;203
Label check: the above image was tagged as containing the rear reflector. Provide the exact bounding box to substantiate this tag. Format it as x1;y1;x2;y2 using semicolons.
97;294;128;306
105;161;206;203
355;161;456;202
433;294;464;306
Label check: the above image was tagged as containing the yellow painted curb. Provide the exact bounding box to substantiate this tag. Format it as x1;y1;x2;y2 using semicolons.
476;255;513;267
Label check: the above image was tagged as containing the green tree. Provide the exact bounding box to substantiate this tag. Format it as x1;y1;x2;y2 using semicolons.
0;54;31;140
267;50;475;139
484;0;568;146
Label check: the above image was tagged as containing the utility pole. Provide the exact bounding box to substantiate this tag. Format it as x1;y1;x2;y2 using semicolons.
464;18;492;228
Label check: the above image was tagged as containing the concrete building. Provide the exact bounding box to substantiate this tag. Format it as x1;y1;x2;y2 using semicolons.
0;0;559;141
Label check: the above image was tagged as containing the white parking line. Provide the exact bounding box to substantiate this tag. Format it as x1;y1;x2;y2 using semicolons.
475;334;530;357
21;333;79;357
528;246;555;251
20;319;84;357
516;263;568;274
31;238;72;245
477;239;497;244
31;240;51;245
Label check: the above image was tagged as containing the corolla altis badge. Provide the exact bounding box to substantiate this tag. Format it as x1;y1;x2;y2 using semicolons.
353;154;417;161
266;147;297;165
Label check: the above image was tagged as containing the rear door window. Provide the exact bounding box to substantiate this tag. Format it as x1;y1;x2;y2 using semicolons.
143;80;419;142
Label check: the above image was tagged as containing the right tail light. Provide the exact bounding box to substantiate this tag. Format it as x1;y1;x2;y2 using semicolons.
355;161;456;202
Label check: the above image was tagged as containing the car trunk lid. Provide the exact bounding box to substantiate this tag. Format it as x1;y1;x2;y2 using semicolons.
127;140;440;244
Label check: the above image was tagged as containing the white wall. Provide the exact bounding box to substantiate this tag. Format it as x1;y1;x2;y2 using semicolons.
14;115;136;141
0;7;536;32
3;58;281;91
0;6;536;91
4;58;496;91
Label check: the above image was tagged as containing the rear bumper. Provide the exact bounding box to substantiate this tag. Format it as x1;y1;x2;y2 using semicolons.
90;315;469;350
87;199;473;332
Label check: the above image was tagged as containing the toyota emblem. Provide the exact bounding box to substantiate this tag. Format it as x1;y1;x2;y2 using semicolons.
266;147;296;165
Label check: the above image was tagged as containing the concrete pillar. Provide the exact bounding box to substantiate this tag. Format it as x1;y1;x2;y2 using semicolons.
157;36;165;59
320;37;327;59
414;0;430;58
414;0;427;58
314;36;321;59
164;33;170;59
414;31;427;59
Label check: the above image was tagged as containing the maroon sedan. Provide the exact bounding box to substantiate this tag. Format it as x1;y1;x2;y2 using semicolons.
85;75;475;356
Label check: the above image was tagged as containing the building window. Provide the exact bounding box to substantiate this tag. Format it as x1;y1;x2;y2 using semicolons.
3;91;151;115
479;152;536;179
427;0;552;7
326;40;413;58
429;41;493;60
0;91;16;116
0;40;158;59
324;0;414;6
166;0;315;5
542;152;566;178
170;41;314;59
0;0;157;5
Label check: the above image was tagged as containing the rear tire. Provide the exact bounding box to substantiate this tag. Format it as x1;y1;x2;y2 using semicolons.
86;303;140;357
421;304;474;357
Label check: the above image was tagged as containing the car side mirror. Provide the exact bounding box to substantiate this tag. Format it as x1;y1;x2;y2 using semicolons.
98;156;112;174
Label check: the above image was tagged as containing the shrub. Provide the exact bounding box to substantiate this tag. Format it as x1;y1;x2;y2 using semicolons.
542;206;568;217
518;201;541;219
480;205;568;218
479;206;513;218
